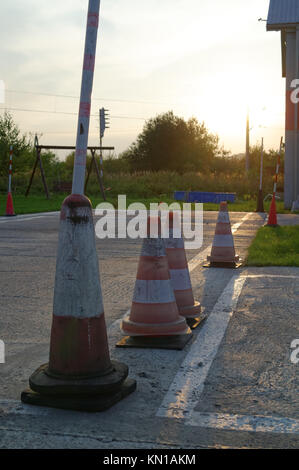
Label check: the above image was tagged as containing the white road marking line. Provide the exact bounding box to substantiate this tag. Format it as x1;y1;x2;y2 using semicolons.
0;216;46;224
0;211;60;224
186;412;299;435
1;400;298;436
108;212;254;336
242;274;299;279
156;274;247;420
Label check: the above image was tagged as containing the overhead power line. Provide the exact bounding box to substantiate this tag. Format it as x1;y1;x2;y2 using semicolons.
6;88;175;107
0;106;146;121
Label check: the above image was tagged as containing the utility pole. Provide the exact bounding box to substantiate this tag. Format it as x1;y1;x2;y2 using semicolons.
256;137;265;213
245;108;250;173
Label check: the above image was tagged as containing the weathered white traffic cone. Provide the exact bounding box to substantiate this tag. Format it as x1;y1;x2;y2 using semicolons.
21;195;136;411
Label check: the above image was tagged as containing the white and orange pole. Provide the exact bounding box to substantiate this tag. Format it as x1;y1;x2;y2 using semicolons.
5;146;15;216
72;0;101;195
256;138;265;213
21;0;136;411
273;137;283;198
8;146;13;193
267;137;283;227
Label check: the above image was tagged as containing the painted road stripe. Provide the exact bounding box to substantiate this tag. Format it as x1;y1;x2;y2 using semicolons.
186;412;299;435
0;212;60;224
156;274;247;420
1;398;299;436
242;274;299;279
0;216;45;224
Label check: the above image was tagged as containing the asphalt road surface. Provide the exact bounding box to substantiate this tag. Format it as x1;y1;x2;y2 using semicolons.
0;210;298;449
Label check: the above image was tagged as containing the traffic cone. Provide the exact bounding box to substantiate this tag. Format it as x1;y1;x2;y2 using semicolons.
206;202;242;268
117;216;192;350
267;194;278;227
21;194;136;412
5;192;15;217
164;211;206;329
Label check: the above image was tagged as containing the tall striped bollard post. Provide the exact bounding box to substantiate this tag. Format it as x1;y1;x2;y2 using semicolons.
256;138;265;213
21;0;136;412
267;137;283;227
5;146;16;217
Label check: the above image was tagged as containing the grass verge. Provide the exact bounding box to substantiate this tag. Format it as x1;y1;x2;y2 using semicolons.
247;226;299;267
0;194;292;216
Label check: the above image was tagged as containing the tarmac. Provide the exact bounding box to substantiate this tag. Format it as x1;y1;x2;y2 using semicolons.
0;210;298;449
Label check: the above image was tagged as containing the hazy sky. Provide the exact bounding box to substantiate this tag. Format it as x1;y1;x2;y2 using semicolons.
0;0;285;158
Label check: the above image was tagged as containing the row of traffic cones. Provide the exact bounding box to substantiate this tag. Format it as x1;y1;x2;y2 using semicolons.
118;214;204;351
20;199;241;412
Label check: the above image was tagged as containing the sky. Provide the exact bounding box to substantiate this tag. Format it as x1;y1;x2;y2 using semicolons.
0;0;285;159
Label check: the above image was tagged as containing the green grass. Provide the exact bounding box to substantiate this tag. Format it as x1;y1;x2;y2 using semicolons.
0;193;293;216
247;226;299;267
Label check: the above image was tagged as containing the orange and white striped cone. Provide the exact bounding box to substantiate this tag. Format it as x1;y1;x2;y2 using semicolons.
206;202;241;268
5;192;15;217
164;212;206;329
118;216;192;350
267;194;278;227
21;195;136;411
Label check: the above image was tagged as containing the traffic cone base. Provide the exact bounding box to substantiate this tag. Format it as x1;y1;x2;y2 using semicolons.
5;192;16;217
21;363;136;412
205;256;242;269
22;194;136;411
177;300;207;330
116;329;192;351
122;314;189;337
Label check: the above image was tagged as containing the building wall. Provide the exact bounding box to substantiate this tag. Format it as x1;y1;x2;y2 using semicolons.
285;31;296;208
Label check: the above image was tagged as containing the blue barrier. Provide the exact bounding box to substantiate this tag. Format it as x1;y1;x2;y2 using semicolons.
174;191;236;203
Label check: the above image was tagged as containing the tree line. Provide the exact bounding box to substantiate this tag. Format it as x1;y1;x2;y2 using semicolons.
0;111;283;187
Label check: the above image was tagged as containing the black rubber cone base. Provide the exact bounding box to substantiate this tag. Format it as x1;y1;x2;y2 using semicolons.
21;360;136;412
116;329;192;351
203;260;243;269
186;313;207;330
21;378;136;412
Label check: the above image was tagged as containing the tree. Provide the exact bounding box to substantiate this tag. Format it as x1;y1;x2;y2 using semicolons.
0;112;33;176
123;111;220;173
